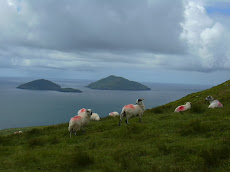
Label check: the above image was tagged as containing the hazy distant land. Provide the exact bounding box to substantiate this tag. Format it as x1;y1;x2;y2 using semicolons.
17;79;82;93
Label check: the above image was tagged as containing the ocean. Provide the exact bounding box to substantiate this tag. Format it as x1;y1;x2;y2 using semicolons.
0;77;210;130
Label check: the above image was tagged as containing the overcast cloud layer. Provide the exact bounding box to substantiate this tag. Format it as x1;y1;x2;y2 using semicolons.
0;0;230;84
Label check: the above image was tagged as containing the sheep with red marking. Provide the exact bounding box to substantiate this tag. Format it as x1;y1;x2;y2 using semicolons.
119;99;145;126
174;102;191;114
90;113;100;121
109;111;120;117
68;109;92;137
205;95;223;108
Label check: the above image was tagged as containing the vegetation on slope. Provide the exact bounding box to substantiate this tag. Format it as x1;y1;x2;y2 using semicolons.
86;75;151;90
1;80;230;171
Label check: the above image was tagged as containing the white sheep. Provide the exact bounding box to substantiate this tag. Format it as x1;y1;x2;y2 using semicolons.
119;99;145;126
90;113;100;121
109;111;120;117
14;131;23;134
68;109;92;137
174;102;191;114
205;95;223;108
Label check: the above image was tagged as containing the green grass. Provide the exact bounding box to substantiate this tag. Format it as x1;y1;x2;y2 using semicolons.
1;81;230;171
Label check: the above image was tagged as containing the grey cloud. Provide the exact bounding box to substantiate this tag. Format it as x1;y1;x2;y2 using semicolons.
1;0;185;54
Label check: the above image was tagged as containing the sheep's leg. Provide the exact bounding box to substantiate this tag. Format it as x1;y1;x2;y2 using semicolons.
125;117;129;125
119;113;123;126
180;111;183;115
70;131;72;137
139;115;142;123
74;132;77;136
82;126;85;133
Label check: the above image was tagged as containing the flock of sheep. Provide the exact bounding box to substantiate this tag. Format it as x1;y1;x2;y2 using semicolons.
68;95;223;137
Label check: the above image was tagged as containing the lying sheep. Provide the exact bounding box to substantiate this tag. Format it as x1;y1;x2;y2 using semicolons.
90;113;100;121
174;102;191;114
68;109;92;137
205;95;223;108
119;99;145;126
14;131;23;134
109;111;120;117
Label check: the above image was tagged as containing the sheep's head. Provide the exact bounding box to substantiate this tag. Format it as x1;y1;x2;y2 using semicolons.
185;102;191;105
205;95;214;102
136;98;144;105
86;109;93;116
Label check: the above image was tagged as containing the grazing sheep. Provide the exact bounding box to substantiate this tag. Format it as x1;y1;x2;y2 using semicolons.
205;95;223;108
90;113;100;121
109;111;120;117
68;109;92;137
174;102;191;114
119;99;145;126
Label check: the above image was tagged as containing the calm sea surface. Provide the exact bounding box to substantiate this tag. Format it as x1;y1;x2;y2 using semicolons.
0;77;211;130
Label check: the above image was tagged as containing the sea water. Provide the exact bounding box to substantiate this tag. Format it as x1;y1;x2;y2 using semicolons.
0;77;210;130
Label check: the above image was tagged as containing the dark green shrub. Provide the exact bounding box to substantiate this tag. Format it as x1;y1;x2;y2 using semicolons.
190;104;206;114
28;138;45;147
27;128;42;135
180;119;208;136
71;149;94;168
200;145;230;167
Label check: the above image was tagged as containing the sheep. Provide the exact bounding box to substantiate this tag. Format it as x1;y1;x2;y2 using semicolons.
14;131;23;134
109;111;120;117
90;113;100;121
119;98;145;126
205;95;223;108
174;102;191;114
68;109;92;137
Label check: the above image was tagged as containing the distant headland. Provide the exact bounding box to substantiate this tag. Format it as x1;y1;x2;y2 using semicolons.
17;79;82;93
86;75;151;91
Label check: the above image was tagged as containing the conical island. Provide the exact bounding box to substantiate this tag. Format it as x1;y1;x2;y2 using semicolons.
86;75;151;91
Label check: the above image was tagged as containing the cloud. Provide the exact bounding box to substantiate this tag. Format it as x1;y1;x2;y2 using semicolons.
0;0;230;81
180;0;230;71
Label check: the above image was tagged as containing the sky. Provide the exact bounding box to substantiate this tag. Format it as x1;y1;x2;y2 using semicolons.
0;0;230;85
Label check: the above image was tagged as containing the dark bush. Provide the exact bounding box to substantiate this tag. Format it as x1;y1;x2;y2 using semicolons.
28;138;45;147
190;104;206;114
180;119;208;136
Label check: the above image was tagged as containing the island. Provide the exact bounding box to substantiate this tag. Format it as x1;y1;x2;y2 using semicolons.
17;79;82;93
86;75;151;91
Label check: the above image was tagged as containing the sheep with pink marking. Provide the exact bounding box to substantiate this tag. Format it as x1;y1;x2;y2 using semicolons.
109;111;120;117
119;99;145;126
205;95;223;108
174;102;191;114
90;113;100;121
68;109;92;137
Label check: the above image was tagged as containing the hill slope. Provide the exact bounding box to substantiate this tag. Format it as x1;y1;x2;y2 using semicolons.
1;80;230;171
86;75;151;90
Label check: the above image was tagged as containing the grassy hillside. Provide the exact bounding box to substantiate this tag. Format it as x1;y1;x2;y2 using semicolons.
1;81;230;171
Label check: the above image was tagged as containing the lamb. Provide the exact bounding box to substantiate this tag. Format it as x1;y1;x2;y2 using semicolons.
119;98;145;126
205;95;223;108
90;113;100;121
174;102;191;114
109;111;120;117
68;109;92;137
